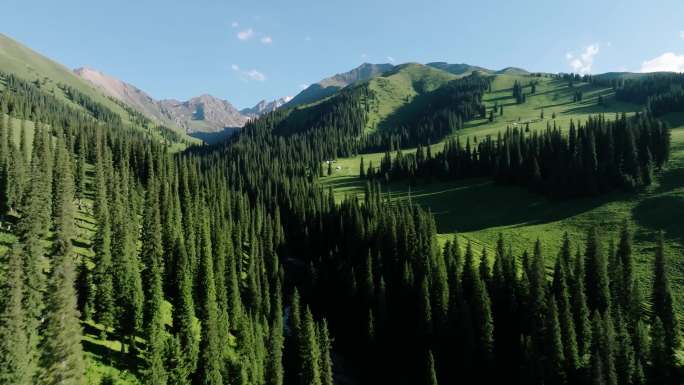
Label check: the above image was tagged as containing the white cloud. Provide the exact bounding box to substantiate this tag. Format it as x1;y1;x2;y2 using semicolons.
566;43;599;75
260;36;273;44
299;84;309;90
237;28;254;40
231;65;266;81
386;56;395;63
640;52;684;73
680;31;684;40
245;69;266;81
231;21;239;28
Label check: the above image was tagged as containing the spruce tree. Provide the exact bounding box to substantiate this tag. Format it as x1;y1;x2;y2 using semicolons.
572;247;592;360
426;350;438;385
650;232;678;383
52;139;76;259
614;311;635;385
196;210;223;385
92;152;115;338
144;225;168;385
584;228;610;313
171;235;199;378
649;317;671;385
616;221;635;320
111;169;144;354
267;283;285;385
141;176;164;330
318;319;333;385
39;134;85;385
299;307;321;385
39;253;86;385
546;298;566;385
0;244;33;385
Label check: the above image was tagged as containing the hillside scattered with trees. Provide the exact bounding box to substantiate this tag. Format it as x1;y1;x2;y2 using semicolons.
0;43;683;385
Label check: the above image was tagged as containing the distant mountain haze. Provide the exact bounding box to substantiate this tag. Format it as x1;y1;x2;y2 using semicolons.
240;96;293;118
74;67;247;133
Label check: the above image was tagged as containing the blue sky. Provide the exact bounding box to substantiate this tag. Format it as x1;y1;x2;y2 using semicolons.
4;0;684;109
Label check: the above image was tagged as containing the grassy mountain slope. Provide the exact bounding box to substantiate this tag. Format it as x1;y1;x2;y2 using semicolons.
0;34;134;123
286;62;394;107
364;63;458;132
321;73;684;313
274;63;460;137
426;61;491;75
0;34;198;147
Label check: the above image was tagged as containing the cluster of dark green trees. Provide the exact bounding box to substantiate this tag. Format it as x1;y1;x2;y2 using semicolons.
512;80;527;104
370;113;670;197
293;184;680;384
0;73;334;385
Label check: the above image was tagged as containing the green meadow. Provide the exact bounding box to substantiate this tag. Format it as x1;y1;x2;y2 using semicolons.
321;74;684;313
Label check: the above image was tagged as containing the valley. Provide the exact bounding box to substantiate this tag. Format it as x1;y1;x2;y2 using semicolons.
0;17;683;385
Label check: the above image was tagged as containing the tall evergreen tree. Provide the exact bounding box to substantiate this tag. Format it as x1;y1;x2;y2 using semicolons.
650;232;679;384
426;350;438;385
143;216;169;385
267;283;285;385
299;307;321;385
584;228;610;313
318;319;333;385
0;244;33;385
39;253;86;385
196;210;223;385
171;235;199;380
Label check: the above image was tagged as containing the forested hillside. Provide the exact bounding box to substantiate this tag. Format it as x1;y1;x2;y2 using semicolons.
0;38;683;385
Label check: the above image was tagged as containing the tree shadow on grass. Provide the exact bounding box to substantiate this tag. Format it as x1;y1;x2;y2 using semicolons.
383;178;612;234
81;322;141;376
632;195;684;247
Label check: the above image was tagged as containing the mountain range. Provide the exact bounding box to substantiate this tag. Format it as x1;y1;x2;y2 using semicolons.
0;32;539;139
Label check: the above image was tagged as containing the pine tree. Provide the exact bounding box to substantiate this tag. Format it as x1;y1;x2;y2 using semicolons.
39;133;85;385
0;244;33;385
52;139;76;261
196;210;223;385
141;176;164;331
92;152;115;338
111;169;144;354
299;307;321;385
39;254;86;385
584;228;610;312
616;221;635;320
144;230;168;385
614;312;635;385
649;317;670;385
426;350;438;385
546;298;566;385
318;319;333;385
590;312;607;385
650;232;678;383
267;283;285;385
572;247;592;359
0;114;8;214
171;235;199;378
19;127;53;372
